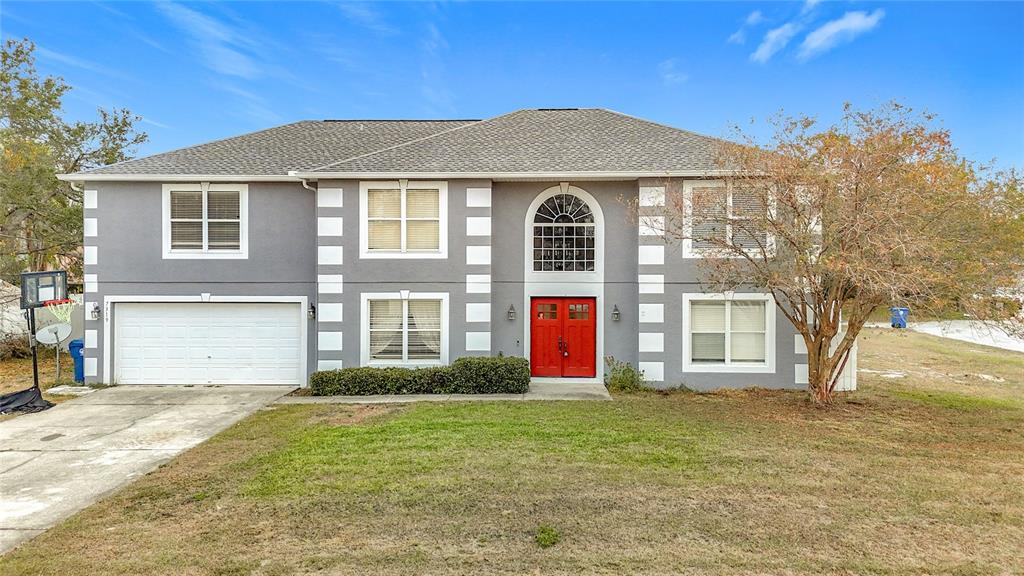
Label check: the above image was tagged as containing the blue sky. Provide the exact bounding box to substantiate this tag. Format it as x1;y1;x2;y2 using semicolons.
3;1;1022;168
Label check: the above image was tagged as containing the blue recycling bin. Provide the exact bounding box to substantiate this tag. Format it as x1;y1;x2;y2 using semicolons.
68;338;85;382
889;307;909;329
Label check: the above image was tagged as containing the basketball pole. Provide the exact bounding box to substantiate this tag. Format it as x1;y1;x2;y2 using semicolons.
28;307;40;392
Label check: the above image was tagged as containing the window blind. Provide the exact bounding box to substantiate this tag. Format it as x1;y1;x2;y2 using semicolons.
689;299;767;364
368;299;442;361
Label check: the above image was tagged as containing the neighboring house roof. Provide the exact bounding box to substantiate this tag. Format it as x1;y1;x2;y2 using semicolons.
63;109;728;180
81;120;475;176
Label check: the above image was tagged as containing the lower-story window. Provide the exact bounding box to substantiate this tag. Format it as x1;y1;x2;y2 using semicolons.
362;293;448;365
683;293;775;373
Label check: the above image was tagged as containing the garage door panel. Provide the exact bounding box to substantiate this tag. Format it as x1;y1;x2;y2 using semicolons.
115;302;303;385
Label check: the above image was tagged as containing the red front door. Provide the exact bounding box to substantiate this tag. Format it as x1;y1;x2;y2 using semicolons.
530;297;597;377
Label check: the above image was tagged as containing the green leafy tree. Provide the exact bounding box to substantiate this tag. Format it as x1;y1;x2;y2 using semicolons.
0;38;146;284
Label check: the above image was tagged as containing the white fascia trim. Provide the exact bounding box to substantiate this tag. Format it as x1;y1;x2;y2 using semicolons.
293;170;740;180
359;292;450;367
681;292;776;374
101;295;309;387
59;173;300;182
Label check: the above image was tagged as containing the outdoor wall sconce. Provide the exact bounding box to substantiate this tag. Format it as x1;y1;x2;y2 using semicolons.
307;304;316;320
507;304;516;321
90;302;101;320
612;305;621;321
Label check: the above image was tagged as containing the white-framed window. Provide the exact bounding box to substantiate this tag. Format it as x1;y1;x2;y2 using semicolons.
360;292;449;366
682;180;772;258
682;292;775;373
532;192;596;272
162;183;248;259
359;181;448;259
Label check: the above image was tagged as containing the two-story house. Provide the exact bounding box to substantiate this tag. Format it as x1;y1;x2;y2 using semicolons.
58;108;855;391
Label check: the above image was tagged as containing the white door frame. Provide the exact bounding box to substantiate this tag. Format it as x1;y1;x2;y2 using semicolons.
103;295;309;386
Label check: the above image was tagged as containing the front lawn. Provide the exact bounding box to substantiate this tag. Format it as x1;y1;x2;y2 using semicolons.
1;328;1022;575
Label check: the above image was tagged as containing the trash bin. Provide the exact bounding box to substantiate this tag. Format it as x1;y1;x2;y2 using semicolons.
69;338;85;383
889;307;909;329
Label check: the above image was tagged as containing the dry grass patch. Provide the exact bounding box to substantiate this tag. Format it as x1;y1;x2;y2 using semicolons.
1;329;1022;575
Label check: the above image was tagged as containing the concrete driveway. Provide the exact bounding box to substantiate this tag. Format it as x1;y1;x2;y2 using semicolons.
0;385;293;555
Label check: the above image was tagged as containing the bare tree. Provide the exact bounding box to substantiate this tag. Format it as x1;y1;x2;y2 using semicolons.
650;103;1023;404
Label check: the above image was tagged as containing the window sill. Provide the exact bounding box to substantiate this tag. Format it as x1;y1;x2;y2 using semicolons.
366;360;446;368
163;250;248;260
360;251;448;260
682;362;775;374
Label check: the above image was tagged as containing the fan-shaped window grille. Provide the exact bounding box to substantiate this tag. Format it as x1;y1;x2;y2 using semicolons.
532;194;595;272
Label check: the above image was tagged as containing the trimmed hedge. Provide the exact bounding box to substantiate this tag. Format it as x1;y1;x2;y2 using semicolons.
309;356;531;396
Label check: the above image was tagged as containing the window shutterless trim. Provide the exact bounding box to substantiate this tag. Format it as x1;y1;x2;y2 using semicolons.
681;180;776;259
359;292;450;367
161;183;248;260
681;292;776;374
359;181;448;259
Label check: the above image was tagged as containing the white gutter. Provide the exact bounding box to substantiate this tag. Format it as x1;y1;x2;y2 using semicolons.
56;173;303;182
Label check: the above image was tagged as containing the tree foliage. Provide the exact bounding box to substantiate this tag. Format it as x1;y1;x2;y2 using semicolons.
655;102;1024;404
0;38;146;284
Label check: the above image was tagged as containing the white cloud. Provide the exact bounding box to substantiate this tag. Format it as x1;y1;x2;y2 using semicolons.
728;10;765;45
750;23;801;63
657;59;689;86
801;0;821;16
156;2;263;79
799;9;885;60
35;46;132;81
746;10;765;26
336;2;398;35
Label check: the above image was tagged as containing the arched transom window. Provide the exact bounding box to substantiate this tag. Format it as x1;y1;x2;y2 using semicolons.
532;193;596;272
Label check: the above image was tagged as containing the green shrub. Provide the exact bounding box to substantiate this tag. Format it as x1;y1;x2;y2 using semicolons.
603;357;647;392
309;355;530;396
534;525;561;548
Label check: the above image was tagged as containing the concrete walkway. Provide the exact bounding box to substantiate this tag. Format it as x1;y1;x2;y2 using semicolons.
276;381;612;404
0;385;293;555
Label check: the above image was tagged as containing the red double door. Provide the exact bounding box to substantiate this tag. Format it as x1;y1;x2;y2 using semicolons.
530;297;597;377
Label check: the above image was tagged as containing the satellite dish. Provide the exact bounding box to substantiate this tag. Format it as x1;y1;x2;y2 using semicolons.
36;323;72;345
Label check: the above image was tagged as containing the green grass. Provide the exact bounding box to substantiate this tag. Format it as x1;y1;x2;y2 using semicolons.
1;329;1022;575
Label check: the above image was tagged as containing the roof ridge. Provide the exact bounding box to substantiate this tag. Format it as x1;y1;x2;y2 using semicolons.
81;120;315;174
320;119;479;123
303;110;528;172
595;108;728;144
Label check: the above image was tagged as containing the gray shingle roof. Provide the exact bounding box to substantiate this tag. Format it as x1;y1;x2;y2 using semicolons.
83;120;475;175
308;109;724;174
78;109;726;177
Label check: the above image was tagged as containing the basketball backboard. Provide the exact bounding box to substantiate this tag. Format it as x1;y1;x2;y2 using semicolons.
20;270;68;310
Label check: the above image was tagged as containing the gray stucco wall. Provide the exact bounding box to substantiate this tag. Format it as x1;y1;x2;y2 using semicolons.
81;181;316;384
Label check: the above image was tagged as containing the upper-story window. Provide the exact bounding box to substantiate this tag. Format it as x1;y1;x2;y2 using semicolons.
162;183;248;259
360;181;448;259
532;193;595;271
683;181;771;258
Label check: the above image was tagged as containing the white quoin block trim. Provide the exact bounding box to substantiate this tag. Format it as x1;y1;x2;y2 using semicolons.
317;187;343;208
317;246;344;266
638;274;664;294
84;189;98;209
639;332;664;353
639;186;665;207
318;303;343;322
317;217;343;236
466;274;491;294
638;303;664;323
466;245;491;266
465;216;491;236
466;188;492;208
318;360;344;371
465;331;491;351
84;246;98;266
84;218;98;237
84;357;98;377
317;331;343;351
638;361;664;382
639;216;664;237
317;274;344;294
84;274;98;293
466;302;491;323
795;363;809;385
795;334;807;354
84;329;97;348
638;245;665;266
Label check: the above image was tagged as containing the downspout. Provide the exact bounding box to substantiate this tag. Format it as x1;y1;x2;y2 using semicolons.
300;178;316;192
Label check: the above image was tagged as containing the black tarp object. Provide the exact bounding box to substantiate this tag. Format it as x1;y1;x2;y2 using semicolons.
0;386;54;414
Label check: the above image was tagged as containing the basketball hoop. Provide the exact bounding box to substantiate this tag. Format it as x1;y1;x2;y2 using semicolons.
43;298;76;324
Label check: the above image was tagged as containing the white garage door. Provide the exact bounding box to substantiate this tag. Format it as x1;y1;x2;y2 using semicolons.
114;302;303;385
